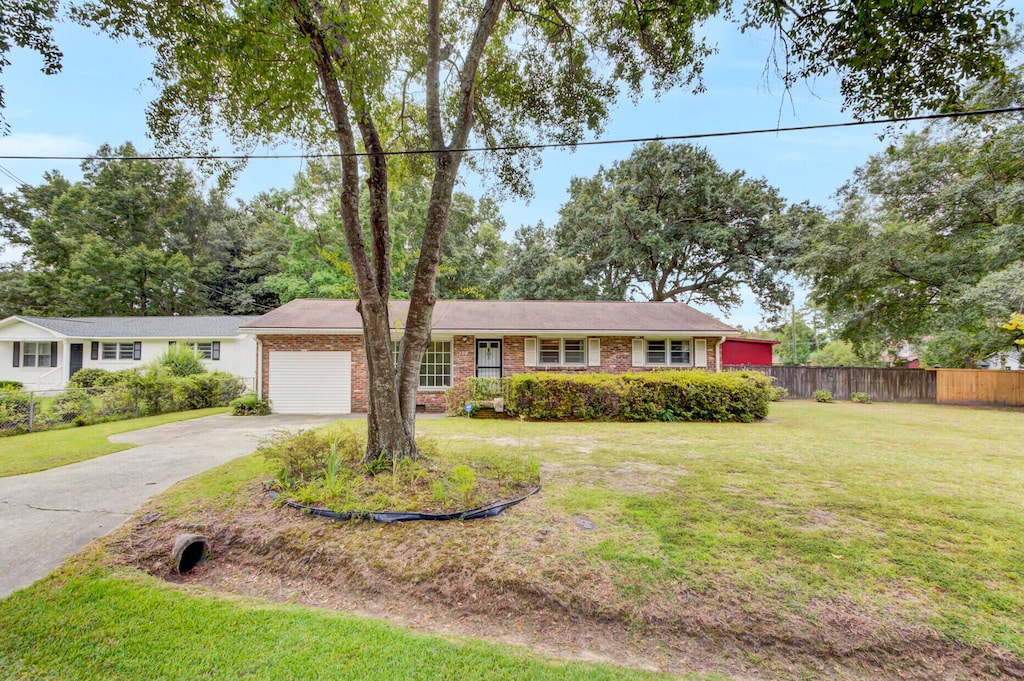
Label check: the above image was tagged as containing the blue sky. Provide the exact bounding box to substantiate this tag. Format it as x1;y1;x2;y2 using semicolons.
0;16;922;328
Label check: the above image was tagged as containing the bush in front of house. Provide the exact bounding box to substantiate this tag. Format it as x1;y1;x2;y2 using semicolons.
47;390;96;425
174;371;245;410
230;393;271;416
504;370;773;423
159;344;208;377
0;381;23;392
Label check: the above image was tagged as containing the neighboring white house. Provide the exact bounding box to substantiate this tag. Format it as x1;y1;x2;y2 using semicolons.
0;315;259;391
982;348;1022;371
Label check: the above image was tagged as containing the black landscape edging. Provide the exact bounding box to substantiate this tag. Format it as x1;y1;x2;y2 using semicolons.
266;485;541;523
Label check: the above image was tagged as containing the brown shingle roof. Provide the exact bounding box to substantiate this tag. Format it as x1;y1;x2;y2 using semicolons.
242;299;737;335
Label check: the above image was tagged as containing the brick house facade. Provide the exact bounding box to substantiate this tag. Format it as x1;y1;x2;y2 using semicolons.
244;299;736;414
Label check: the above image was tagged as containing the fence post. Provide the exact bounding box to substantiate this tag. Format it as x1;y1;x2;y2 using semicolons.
28;392;34;433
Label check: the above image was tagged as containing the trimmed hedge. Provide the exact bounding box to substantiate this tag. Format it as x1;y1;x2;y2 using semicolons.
504;371;773;423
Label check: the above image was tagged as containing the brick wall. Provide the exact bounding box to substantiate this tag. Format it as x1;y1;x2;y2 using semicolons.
259;333;722;414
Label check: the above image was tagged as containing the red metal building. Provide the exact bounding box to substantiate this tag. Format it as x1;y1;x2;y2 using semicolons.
721;338;780;366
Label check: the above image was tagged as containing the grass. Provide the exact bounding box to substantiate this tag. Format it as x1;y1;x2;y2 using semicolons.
414;402;1024;655
0;400;1021;679
0;407;229;477
0;567;687;681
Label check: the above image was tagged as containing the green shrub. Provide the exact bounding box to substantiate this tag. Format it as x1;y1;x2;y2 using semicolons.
128;368;179;415
158;345;208;377
504;370;772;423
850;391;872;404
174;373;224;410
230;393;271;416
769;385;789;401
48;390;95;424
814;389;834;403
0;380;23;391
68;368;112;389
95;386;137;419
259;427;363;486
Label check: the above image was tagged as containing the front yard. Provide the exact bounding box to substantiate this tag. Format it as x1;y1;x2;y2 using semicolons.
1;401;1021;679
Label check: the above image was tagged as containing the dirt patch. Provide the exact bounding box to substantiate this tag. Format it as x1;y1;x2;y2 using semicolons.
98;486;1024;681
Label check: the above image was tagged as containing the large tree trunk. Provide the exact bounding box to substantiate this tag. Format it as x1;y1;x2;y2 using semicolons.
292;0;505;465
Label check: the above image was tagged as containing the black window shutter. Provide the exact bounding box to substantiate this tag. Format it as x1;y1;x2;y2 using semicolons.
12;342;20;367
50;341;58;367
212;341;221;360
91;342;99;360
133;341;142;361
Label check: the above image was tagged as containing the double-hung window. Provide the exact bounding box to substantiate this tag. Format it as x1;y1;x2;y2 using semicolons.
391;339;452;388
538;338;586;366
21;342;52;368
101;342;140;360
646;339;691;366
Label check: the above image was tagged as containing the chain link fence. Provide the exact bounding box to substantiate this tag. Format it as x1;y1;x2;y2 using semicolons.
1;375;253;437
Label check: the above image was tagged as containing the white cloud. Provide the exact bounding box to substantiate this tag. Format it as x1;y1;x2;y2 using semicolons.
0;132;93;158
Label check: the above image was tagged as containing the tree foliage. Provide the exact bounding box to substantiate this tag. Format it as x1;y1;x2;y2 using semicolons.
0;142;284;316
797;100;1024;367
74;0;1013;461
553;141;808;317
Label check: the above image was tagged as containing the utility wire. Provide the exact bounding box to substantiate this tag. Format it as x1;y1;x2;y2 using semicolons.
0;107;1021;162
0;163;29;186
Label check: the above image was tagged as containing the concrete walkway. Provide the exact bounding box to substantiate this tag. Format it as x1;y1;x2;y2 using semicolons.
0;413;337;598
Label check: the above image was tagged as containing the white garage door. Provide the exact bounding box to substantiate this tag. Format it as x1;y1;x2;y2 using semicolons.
268;351;351;414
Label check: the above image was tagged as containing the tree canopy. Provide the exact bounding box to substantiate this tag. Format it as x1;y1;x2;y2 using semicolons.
797;101;1024;366
552;141;809;318
0;142;284;317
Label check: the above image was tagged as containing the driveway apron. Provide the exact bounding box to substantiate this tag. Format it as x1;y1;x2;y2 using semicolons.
0;413;337;598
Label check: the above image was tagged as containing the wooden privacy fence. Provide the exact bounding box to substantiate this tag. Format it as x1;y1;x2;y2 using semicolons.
936;369;1024;407
727;366;1024;406
725;366;937;403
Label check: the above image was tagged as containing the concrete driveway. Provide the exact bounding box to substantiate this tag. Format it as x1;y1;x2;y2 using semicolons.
0;413;337;598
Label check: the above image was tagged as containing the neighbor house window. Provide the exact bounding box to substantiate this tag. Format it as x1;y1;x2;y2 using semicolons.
538;338;587;366
101;342;141;360
390;339;452;388
21;342;52;368
646;339;691;365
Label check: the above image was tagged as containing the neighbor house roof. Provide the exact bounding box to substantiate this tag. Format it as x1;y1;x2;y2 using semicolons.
1;315;258;339
242;299;738;336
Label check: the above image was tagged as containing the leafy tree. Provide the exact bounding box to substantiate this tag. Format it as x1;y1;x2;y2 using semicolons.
0;0;62;133
78;0;1012;463
499;222;595;301
0;142;270;315
554;141;809;317
808;340;861;367
798;102;1024;366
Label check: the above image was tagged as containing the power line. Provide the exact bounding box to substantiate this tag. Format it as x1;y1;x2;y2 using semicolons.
0;163;29;187
0;107;1021;163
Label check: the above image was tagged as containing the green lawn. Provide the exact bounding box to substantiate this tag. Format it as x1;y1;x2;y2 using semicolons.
0;407;229;477
0;568;685;681
0;400;1021;679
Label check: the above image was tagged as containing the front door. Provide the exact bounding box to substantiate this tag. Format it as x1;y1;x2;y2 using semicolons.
69;343;83;377
476;339;502;378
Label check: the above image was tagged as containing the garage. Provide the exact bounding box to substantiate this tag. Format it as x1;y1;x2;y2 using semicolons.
268;350;351;414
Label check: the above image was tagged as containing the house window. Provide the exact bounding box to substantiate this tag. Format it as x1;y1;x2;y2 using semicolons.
391;339;452;388
646;339;691;365
22;342;52;368
102;342;140;360
175;341;221;360
538;338;586;366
